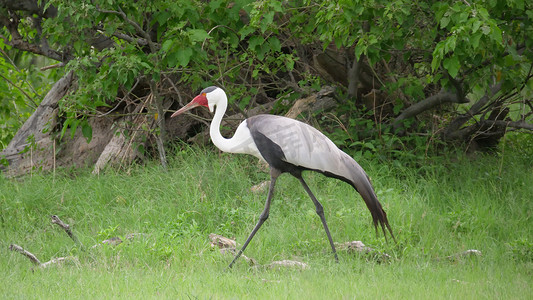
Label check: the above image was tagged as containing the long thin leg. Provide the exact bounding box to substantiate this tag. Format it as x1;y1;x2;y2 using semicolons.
297;175;339;262
228;168;281;268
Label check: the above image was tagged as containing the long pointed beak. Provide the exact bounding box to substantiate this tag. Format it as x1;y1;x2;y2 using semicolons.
171;93;208;118
171;100;201;118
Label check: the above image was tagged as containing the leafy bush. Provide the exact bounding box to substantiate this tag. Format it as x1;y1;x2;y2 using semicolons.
1;0;532;163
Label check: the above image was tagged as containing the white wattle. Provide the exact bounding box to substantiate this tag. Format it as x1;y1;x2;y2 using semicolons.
208;92;264;161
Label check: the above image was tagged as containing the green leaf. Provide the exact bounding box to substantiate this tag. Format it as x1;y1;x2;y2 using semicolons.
471;32;482;49
238;95;251;110
188;29;210;43
153;11;171;26
252;69;259;78
443;56;461;78
70;119;80;139
257;44;269;60
440;16;450;29
490;24;503;44
208;0;225;10
177;47;193;67
270;0;283;12
334;38;343;49
161;39;173;53
248;36;264;51
444;35;457;53
355;44;365;60
268;37;281;52
238;26;255;39
81;120;93;143
93;100;110;107
73;40;83;54
471;19;482;33
285;56;295;71
60;118;72;140
260;12;275;33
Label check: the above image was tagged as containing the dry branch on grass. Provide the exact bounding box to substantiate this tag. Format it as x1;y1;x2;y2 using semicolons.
8;244;78;269
50;215;83;248
8;244;41;265
9;214;83;269
10;214;149;270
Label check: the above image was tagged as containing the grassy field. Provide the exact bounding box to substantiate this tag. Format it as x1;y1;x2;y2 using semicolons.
1;144;532;299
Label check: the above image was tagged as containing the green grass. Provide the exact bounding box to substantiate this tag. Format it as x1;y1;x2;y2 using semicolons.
1;145;532;299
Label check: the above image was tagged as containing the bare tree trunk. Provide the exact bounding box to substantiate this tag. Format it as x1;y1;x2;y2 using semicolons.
0;71;73;176
149;80;168;169
347;54;364;99
347;21;369;100
92;114;148;174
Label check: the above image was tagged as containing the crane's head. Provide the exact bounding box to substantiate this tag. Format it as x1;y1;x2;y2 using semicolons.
171;86;224;117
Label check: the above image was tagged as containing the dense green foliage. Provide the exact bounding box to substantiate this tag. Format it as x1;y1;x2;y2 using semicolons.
1;0;532;159
43;0;299;139
1;144;532;298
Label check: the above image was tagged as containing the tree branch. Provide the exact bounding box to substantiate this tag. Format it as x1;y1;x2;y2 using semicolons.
148;80;168;169
94;3;157;53
8;244;41;265
50;215;83;248
444;82;502;140
0;0;58;18
393;90;468;130
0;7;71;62
445;118;533;145
9;243;78;269
112;32;149;46
486;120;533;131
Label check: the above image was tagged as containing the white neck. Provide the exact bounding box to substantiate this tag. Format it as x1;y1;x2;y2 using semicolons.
209;93;233;153
207;89;262;159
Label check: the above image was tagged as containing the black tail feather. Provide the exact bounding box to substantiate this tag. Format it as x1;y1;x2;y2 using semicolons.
348;175;396;243
308;163;396;242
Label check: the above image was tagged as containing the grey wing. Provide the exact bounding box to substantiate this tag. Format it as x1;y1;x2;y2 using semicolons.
248;115;363;183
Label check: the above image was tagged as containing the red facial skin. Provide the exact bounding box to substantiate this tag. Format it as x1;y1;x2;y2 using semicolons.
171;93;208;117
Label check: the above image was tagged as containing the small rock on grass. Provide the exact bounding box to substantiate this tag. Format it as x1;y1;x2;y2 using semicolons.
336;240;392;262
265;260;309;270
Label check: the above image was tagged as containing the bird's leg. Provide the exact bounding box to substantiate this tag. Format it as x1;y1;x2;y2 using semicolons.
228;168;281;268
297;176;339;262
